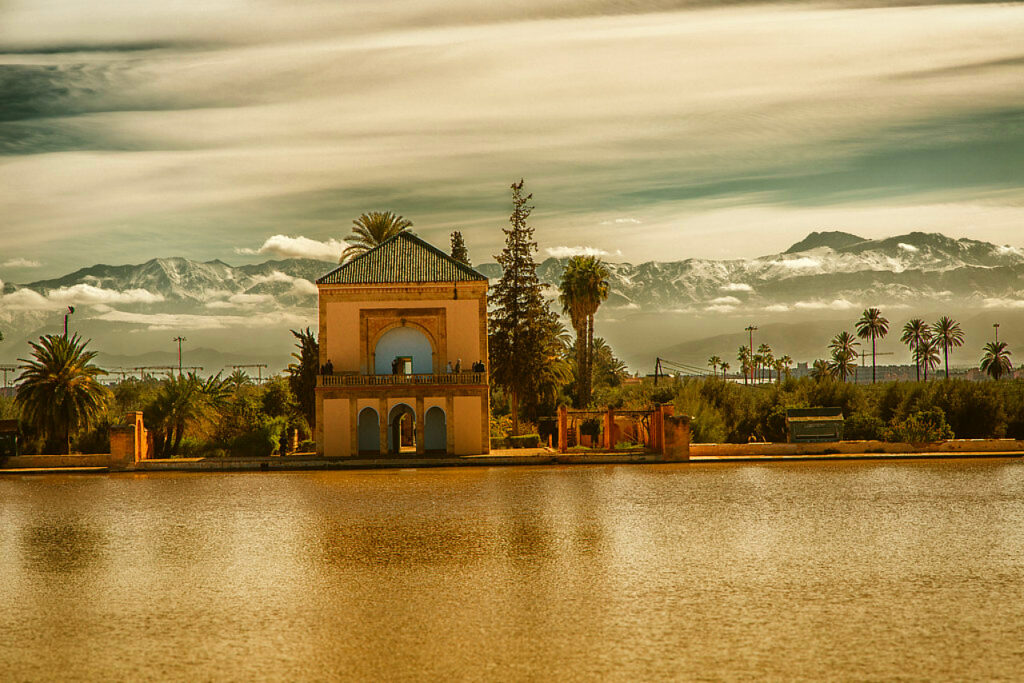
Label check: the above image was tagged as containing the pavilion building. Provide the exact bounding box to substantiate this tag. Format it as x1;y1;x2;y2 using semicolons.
314;232;490;457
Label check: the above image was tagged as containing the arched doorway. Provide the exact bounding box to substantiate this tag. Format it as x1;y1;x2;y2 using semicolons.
387;403;417;455
374;326;433;375
357;407;380;454
424;406;446;453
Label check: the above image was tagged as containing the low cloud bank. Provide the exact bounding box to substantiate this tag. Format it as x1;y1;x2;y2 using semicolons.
238;235;346;262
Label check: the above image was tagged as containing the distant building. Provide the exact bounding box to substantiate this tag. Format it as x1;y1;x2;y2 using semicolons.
314;233;490;457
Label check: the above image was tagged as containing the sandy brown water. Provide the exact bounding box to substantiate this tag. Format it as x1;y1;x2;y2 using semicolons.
2;460;1024;680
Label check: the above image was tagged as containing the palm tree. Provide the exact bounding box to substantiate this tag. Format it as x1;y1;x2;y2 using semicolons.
917;335;941;380
778;355;793;382
810;358;829;381
828;331;859;382
855;308;889;383
707;355;722;378
719;361;730;378
980;341;1013;380
340;211;413;262
932;316;964;379
901;318;929;381
757;344;773;383
558;256;610;407
15;334;111;454
226;369;253;393
146;371;230;457
737;346;751;385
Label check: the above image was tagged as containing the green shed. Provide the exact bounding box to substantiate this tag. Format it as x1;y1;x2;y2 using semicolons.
785;408;844;443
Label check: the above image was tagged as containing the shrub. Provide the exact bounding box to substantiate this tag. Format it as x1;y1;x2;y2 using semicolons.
490;436;509;449
230;417;286;456
296;440;316;453
509;434;540;448
883;408;954;443
844;413;885;440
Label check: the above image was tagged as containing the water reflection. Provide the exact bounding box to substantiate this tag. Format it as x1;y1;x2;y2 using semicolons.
2;461;1024;680
20;520;105;574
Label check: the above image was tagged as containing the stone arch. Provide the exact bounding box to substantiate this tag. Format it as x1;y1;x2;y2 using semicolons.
387;402;417;454
372;324;435;375
357;407;380;454
424;406;446;453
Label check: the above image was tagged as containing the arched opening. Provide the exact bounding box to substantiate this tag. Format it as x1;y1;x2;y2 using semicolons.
374;326;433;375
424;406;447;454
357;407;380;454
387;403;417;455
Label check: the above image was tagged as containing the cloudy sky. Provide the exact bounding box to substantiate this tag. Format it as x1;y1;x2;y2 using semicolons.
2;0;1024;280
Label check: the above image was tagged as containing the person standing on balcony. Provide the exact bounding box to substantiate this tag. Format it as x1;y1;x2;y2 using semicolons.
446;361;453;374
455;359;462;373
324;360;333;376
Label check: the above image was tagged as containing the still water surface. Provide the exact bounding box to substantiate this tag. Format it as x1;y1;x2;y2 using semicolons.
3;461;1024;680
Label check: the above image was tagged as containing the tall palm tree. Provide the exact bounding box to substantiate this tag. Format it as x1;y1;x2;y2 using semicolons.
16;334;111;454
340;211;413;262
855;308;889;383
720;361;730;378
707;355;722;378
917;335;941;380
737;346;751;385
559;260;589;406
980;341;1013;380
559;256;609;406
757;344;773;383
828;331;859;382
932;316;965;379
901;318;929;381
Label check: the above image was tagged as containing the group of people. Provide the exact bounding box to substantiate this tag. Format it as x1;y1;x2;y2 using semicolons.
445;359;486;373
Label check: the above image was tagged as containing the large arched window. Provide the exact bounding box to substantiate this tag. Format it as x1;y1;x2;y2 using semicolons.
374;326;433;375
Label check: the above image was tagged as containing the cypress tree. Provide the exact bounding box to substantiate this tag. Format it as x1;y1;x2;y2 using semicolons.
488;179;551;435
450;231;471;265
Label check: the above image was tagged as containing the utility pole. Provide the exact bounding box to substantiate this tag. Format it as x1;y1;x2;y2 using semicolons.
994;323;1000;343
64;306;75;336
230;364;268;384
173;337;187;376
745;325;758;384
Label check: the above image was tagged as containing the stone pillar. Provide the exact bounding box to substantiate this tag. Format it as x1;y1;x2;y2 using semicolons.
603;408;614;450
315;390;325;456
378;397;388;456
663;414;692;461
558;405;567;453
415;396;426;456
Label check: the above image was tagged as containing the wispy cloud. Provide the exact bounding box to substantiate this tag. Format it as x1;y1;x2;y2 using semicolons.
545;246;613;258
1;258;41;268
794;298;857;311
2;0;1024;273
720;282;752;292
237;235;346;262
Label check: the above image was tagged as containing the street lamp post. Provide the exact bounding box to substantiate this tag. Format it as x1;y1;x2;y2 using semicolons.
994;323;1000;343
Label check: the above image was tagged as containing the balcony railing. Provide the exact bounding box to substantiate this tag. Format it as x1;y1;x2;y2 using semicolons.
318;371;486;388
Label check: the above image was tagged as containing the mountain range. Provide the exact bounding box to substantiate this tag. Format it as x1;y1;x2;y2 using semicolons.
1;230;1021;373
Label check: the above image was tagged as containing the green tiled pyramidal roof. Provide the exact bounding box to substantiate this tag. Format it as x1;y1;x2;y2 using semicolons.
316;232;487;285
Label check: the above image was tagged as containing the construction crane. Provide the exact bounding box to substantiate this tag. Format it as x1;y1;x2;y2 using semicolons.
0;364;16;389
857;351;895;382
132;365;203;379
229;364;269;384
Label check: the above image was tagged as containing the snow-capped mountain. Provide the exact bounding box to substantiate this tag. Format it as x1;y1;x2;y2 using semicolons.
1;231;1022;370
478;231;1024;313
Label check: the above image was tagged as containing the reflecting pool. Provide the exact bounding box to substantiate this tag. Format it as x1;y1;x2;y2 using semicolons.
2;460;1024;679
